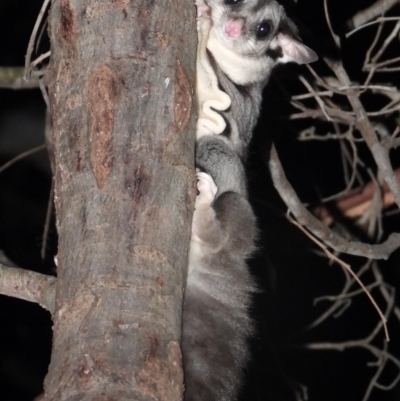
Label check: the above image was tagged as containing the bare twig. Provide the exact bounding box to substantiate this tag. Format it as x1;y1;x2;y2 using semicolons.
313;169;400;226
282;6;400;401
39;78;50;109
367;22;400;65
357;169;383;239
325;58;400;209
292;90;333;101
305;272;397;401
348;0;400;29
290;107;356;124
347;17;400;37
41;178;54;261
298;75;332;121
0;263;56;313
371;262;400;322
306;338;400;401
24;0;51;79
323;0;340;48
31;50;51;69
288;214;389;341
0;250;18;267
306;259;371;332
0;144;47;174
0;67;40;89
268;144;400;259
364;20;384;78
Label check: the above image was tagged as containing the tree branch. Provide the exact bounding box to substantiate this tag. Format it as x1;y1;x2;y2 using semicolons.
0;144;46;174
313;169;400;225
325;58;400;210
347;0;400;29
268;144;400;259
0;263;56;313
0;67;40;89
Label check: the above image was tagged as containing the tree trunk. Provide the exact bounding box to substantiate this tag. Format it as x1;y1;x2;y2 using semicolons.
44;1;196;399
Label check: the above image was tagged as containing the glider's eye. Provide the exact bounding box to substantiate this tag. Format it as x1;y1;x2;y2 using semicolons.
256;21;272;39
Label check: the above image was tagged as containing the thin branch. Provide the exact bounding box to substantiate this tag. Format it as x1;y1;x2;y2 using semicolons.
364;20;384;78
366;56;400;70
314;282;382;306
339;84;397;92
0;144;47;174
0;263;56;313
306;258;372;332
325;58;400;210
298;75;332;121
0;250;18;267
288;214;389;341
313;169;400;226
371;262;400;322
31;50;51;69
347;17;400;37
348;0;400;29
290;107;356;124
369;22;400;65
306;340;399;363
24;0;51;79
374;66;400;72
268;144;400;259
307;336;400;401
39;78;50;109
292;90;333;101
323;0;340;48
41;178;54;261
0;67;40;89
325;130;361;202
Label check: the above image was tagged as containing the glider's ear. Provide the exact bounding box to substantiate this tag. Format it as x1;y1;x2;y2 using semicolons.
276;33;318;64
275;18;318;65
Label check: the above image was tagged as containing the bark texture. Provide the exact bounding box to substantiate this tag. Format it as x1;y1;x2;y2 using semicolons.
44;1;196;399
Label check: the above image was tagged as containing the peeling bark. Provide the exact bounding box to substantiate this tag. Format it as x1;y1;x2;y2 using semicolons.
44;0;196;399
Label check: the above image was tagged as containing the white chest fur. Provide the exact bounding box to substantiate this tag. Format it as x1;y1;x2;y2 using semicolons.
207;29;273;86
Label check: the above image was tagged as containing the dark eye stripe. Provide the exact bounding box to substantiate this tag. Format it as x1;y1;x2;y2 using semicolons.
224;0;244;5
265;47;283;60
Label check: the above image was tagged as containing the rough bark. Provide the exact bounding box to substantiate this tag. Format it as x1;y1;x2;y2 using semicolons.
44;1;196;400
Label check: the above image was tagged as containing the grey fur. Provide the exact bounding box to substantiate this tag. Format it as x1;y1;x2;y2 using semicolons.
183;136;257;401
202;0;317;159
182;2;317;399
195;135;248;196
210;55;264;159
